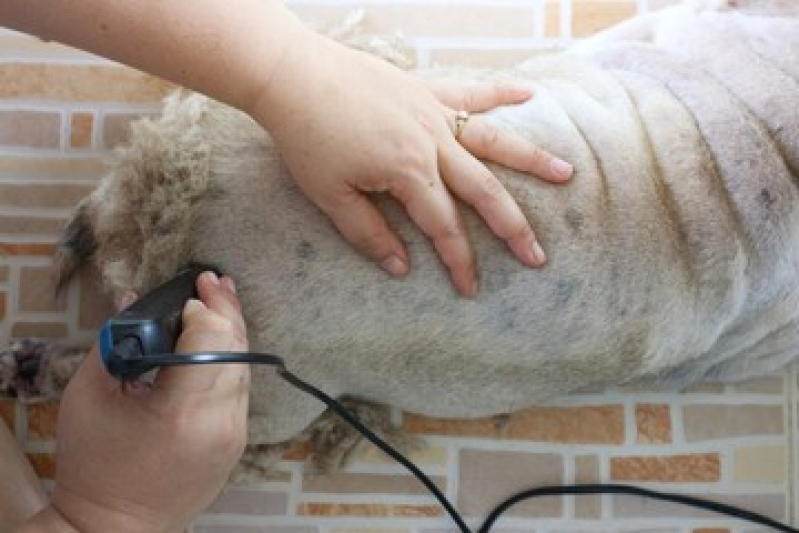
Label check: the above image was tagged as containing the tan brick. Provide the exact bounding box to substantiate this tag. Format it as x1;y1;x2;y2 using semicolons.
205;489;288;516
429;48;542;69
0;35;92;58
0;183;94;210
574;455;602;519
0;398;14;428
78;266;115;329
293;5;537;38
406;405;624;444
0;110;61;149
70;112;94;149
610;453;720;482
693;529;731;533
734;445;785;483
458;449;563;518
0;265;7;282
10;321;68;339
683;404;783;441
26;401;59;440
0;216;66;236
303;471;445;495
26;452;55;479
0;243;56;257
0;63;174;102
0;155;105;177
733;375;783;394
102;113;149;148
573;0;638;37
19;266;66;313
636;403;672;444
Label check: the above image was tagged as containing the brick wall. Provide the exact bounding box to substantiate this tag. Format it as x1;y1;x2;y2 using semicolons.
1;1;797;532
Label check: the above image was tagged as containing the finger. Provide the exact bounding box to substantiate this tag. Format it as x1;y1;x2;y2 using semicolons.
193;271;248;337
316;191;410;278
390;171;477;297
425;79;533;112
153;273;249;397
440;140;546;268
455;115;573;183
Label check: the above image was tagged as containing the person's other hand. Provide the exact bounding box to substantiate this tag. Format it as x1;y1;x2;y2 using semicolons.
46;272;249;533
255;31;573;297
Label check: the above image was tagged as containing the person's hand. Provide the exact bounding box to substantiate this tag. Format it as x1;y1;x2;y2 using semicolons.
254;30;573;297
20;272;249;533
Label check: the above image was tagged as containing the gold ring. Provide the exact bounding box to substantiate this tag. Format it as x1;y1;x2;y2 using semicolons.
454;109;470;140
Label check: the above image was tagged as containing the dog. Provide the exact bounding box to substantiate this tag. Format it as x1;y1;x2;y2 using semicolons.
5;0;798;476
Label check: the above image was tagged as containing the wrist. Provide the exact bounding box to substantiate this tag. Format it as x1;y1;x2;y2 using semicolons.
39;488;174;533
14;506;77;533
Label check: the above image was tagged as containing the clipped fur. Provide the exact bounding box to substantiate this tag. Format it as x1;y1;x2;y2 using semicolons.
49;0;799;475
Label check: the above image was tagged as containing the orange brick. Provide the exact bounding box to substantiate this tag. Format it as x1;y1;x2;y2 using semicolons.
405;405;625;444
545;0;562;38
26;453;56;479
572;0;637;37
70;112;94;149
505;405;624;444
298;503;390;517
27;401;59;440
0;243;56;257
0;398;15;428
19;266;66;313
0;63;174;102
636;403;672;444
611;453;720;482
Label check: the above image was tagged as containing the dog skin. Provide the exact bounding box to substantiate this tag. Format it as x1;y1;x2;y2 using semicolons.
7;0;797;475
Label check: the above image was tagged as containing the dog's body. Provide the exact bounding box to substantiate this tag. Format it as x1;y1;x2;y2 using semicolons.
45;0;798;471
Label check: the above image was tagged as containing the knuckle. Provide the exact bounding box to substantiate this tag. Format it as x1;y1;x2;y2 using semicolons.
477;122;500;151
476;173;506;205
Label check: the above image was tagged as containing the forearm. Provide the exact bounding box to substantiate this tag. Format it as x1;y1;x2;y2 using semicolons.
0;0;313;115
0;420;48;531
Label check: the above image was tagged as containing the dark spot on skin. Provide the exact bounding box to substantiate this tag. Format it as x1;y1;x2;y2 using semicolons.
760;188;776;210
554;279;578;305
563;209;584;235
296;240;317;260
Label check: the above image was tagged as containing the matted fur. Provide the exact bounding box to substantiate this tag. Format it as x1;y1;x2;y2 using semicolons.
43;0;799;476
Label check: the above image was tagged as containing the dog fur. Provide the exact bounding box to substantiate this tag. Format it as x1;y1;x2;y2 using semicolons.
13;0;799;476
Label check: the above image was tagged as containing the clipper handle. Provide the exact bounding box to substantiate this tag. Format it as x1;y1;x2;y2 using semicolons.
99;263;220;379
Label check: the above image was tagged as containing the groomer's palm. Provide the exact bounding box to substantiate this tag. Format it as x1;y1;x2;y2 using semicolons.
258;34;573;297
50;273;249;533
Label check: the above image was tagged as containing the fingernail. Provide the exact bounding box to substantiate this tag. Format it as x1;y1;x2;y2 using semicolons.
183;298;206;315
512;86;533;100
380;254;408;277
221;276;237;294
550;159;573;180
202;271;220;285
531;241;547;266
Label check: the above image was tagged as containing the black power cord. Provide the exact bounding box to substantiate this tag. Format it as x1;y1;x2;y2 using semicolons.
128;352;799;533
